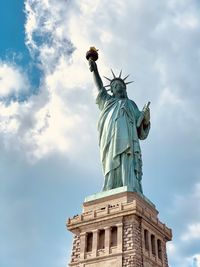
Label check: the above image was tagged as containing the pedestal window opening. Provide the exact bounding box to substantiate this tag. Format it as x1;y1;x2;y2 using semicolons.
86;232;93;252
157;239;162;260
110;226;117;247
98;229;105;249
144;229;149;250
151;234;156;255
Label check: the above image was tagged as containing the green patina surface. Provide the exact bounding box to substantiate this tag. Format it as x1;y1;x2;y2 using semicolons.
87;48;151;196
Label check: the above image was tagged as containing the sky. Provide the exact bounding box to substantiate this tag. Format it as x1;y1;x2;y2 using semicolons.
0;0;200;266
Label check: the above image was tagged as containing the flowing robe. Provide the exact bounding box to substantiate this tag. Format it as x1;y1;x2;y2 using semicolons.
96;89;150;193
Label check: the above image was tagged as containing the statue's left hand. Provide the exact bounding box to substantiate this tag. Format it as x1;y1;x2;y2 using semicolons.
143;107;150;125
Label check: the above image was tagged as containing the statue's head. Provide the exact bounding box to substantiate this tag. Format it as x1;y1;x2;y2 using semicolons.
104;70;133;98
111;79;127;98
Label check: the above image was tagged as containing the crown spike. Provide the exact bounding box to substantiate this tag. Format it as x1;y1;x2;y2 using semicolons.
123;75;130;81
125;81;134;85
111;69;116;78
103;76;112;82
119;70;122;78
105;85;111;88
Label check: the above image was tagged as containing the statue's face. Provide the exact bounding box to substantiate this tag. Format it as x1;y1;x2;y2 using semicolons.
111;80;127;98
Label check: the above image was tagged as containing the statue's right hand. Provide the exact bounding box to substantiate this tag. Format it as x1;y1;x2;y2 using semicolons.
89;59;97;72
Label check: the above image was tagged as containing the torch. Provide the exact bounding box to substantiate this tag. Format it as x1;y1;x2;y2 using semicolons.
86;47;99;62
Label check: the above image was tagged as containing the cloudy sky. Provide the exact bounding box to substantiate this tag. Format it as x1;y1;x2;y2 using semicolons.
0;0;200;266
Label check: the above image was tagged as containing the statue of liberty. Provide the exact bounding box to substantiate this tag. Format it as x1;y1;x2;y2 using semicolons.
86;47;150;194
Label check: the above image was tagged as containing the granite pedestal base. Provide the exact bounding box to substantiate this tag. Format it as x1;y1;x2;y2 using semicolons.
67;189;172;267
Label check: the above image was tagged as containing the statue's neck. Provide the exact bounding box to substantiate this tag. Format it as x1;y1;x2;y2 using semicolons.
114;94;128;100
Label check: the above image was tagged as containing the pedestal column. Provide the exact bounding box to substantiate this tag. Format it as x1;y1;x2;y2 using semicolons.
116;222;123;252
80;232;86;260
105;226;110;255
92;229;98;257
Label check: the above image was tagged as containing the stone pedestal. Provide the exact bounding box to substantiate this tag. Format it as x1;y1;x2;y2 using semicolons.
67;188;172;267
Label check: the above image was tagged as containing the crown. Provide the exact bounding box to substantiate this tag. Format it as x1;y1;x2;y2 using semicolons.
104;69;134;91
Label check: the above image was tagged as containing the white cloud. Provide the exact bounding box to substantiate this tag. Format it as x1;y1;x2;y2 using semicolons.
0;102;20;134
0;0;96;161
167;242;177;254
193;255;200;267
0;63;29;97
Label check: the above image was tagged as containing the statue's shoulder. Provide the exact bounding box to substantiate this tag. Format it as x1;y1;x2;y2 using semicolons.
128;99;139;110
98;88;113;100
96;88;113;110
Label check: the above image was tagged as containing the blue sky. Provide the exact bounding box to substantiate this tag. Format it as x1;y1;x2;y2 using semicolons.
0;0;25;51
0;1;200;267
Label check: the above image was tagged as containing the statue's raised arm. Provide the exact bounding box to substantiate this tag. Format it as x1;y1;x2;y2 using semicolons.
86;47;104;92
